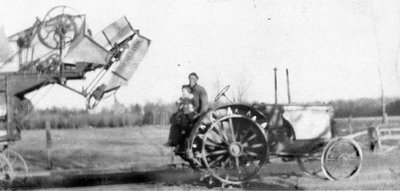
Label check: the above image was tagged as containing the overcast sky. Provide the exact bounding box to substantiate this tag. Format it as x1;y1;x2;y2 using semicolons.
1;0;400;109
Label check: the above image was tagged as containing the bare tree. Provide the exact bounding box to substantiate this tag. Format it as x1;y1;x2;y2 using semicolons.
233;73;251;103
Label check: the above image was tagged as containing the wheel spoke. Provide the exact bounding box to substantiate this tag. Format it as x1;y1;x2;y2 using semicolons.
228;118;236;142
213;122;229;144
238;129;251;143
211;126;224;142
209;155;226;167
245;151;259;157
196;134;205;139
248;143;263;149
221;157;231;169
205;138;225;148
234;156;242;179
206;149;228;156
242;134;257;144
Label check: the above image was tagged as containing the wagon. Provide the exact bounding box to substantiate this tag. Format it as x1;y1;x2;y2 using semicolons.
173;85;363;186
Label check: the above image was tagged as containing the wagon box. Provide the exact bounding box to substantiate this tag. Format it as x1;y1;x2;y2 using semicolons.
282;105;334;140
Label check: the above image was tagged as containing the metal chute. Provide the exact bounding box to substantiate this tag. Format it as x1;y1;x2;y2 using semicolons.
63;34;110;66
85;17;151;108
86;34;150;108
104;34;150;90
94;16;135;51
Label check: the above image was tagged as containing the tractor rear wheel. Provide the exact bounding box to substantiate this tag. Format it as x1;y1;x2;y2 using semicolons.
201;114;268;185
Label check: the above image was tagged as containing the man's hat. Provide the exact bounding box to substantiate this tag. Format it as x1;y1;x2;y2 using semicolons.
188;72;199;79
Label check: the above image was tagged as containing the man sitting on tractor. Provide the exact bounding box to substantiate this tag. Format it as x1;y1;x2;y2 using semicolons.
164;72;209;148
188;72;209;114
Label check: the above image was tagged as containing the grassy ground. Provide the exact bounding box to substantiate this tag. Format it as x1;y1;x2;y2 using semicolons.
12;126;175;172
11;116;400;172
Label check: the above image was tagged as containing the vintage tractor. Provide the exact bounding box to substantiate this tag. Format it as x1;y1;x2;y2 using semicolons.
173;85;363;187
0;6;150;182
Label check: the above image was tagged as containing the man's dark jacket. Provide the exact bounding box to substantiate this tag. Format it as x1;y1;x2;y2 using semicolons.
191;84;209;113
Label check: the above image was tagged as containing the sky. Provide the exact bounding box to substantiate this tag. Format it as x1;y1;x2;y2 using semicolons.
0;0;400;110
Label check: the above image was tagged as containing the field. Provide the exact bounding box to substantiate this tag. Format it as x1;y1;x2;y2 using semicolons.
13;126;173;172
8;117;400;190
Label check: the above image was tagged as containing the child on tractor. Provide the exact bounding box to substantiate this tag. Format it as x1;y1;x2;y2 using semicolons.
164;85;199;147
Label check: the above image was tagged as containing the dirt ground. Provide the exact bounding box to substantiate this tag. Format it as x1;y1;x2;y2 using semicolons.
9;122;400;190
31;151;400;190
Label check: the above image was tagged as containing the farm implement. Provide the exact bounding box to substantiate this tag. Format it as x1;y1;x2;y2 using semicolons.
0;6;150;182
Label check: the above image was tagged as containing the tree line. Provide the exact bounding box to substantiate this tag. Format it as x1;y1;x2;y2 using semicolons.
328;97;400;118
21;103;177;130
21;97;399;129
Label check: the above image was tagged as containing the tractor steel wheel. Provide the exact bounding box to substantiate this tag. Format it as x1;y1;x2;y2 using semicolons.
201;114;268;185
321;138;363;180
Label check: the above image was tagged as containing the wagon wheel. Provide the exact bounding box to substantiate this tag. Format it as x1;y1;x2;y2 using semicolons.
321;138;363;180
3;149;28;173
0;153;15;184
202;114;268;185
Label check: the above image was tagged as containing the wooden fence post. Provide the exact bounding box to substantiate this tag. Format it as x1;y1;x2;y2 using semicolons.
368;126;381;152
152;111;156;127
348;115;353;135
46;121;53;170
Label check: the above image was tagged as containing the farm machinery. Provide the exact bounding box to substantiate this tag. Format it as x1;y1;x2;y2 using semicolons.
173;86;363;186
0;6;150;182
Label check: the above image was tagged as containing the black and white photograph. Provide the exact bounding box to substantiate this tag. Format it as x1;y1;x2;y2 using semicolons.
0;0;399;190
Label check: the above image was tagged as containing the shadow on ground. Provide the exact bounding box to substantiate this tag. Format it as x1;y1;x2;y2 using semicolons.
9;167;304;190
